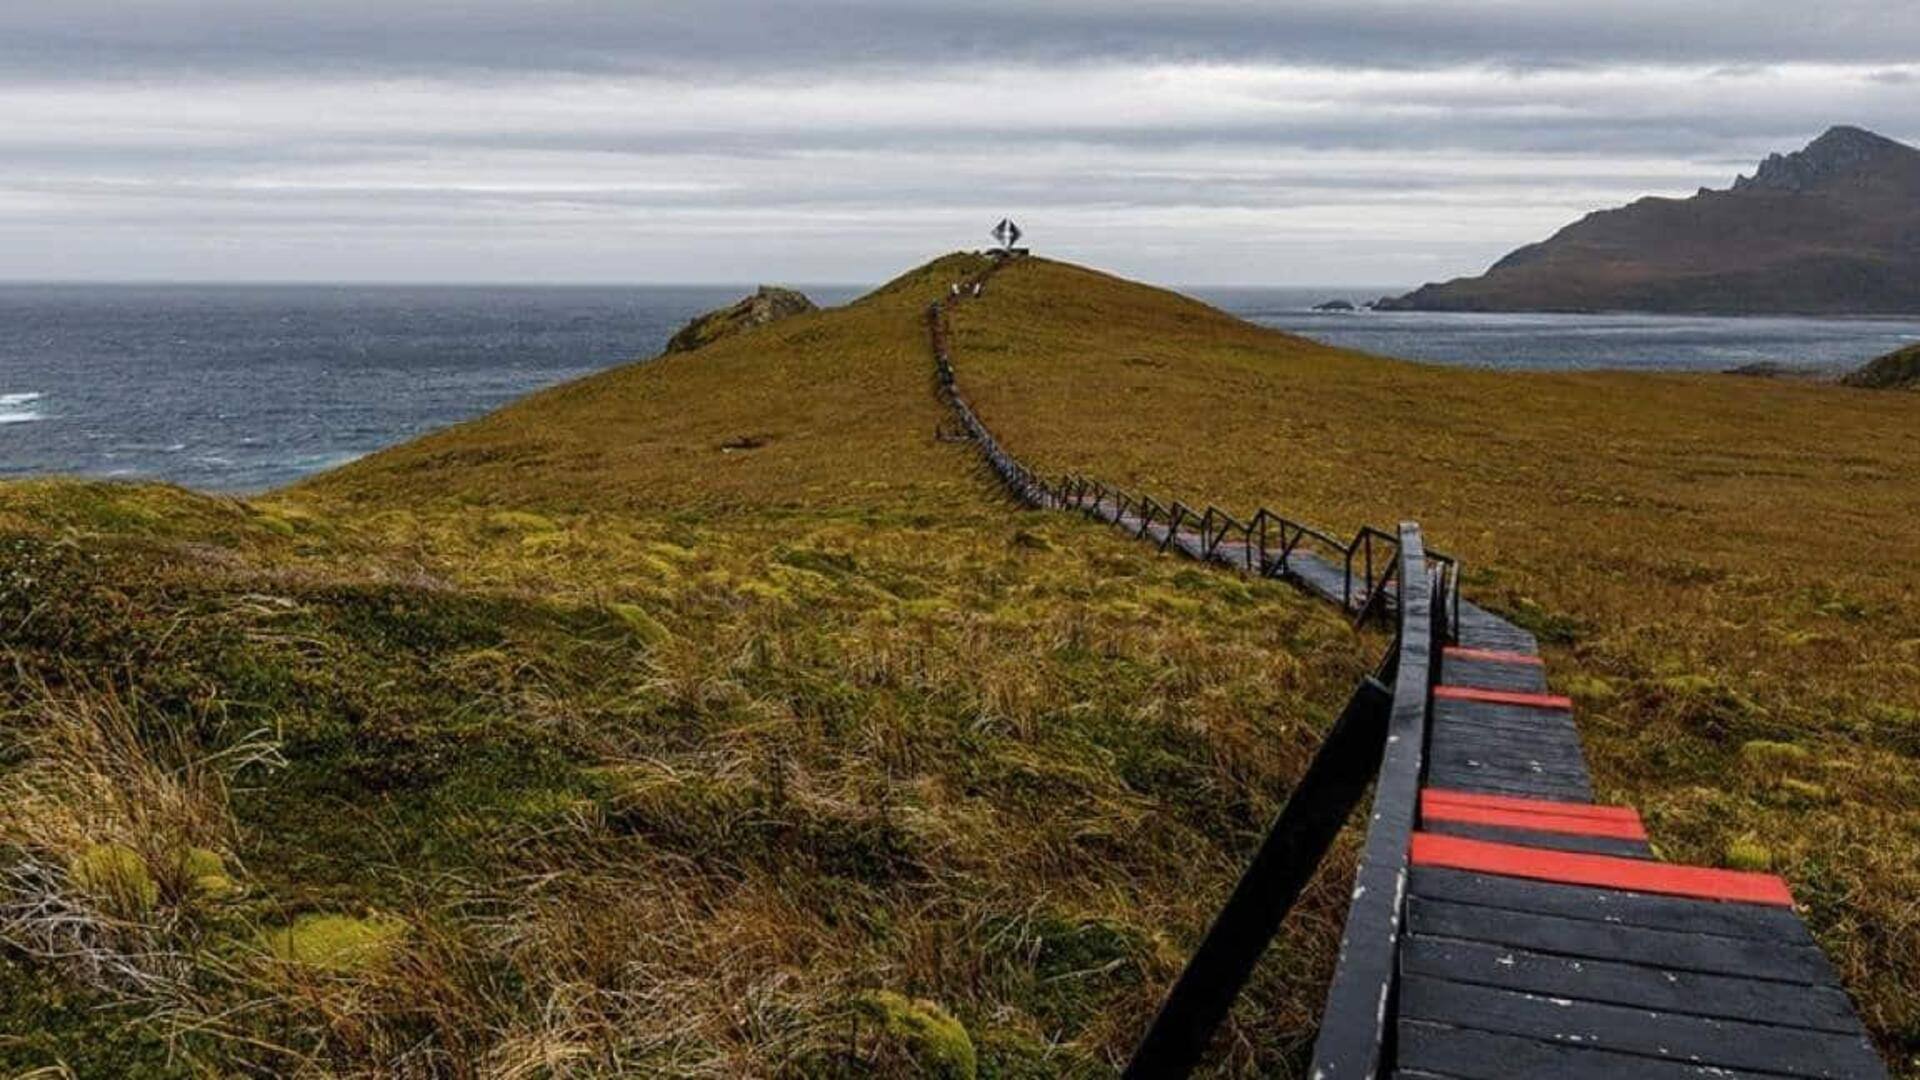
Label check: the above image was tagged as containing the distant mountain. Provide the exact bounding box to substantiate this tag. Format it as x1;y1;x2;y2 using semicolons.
1380;126;1920;315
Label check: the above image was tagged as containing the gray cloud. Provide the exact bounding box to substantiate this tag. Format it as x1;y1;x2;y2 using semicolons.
4;1;1920;79
1;3;1918;283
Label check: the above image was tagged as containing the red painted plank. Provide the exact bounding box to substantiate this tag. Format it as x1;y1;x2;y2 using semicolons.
1410;833;1794;907
1433;685;1574;710
1421;793;1647;840
1422;788;1641;824
1444;646;1545;666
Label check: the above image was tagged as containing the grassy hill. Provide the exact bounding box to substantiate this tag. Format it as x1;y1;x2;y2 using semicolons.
0;256;1370;1078
1;252;1915;1075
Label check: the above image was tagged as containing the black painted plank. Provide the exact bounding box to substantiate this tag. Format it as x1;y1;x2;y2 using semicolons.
1408;867;1815;945
1426;739;1593;771
1432;730;1584;762
1422;772;1594;802
1441;657;1551;694
1401;936;1867;1034
1397;975;1887;1078
1454;604;1539;654
1422;770;1594;800
1436;714;1582;737
1427;734;1588;766
1397;1019;1784;1080
1436;699;1573;724
1420;820;1652;858
1408;896;1836;984
1429;712;1585;739
1423;757;1592;787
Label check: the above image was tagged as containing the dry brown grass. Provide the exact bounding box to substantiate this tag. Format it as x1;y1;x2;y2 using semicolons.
1;444;1367;1075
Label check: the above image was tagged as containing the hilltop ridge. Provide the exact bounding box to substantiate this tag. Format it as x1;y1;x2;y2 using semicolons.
1380;126;1920;314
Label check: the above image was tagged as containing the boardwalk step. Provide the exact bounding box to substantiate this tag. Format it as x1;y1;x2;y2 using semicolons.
1400;936;1868;1035
1398;977;1887;1078
1408;895;1836;984
1440;656;1552;694
1396;1019;1786;1079
1409;865;1815;944
1411;832;1793;906
1423;788;1629;819
1422;820;1653;858
1433;685;1575;710
1421;789;1645;838
1444;646;1544;665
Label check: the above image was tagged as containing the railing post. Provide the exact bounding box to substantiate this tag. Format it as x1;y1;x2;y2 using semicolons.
1123;673;1395;1079
1364;533;1374;610
1344;546;1354;610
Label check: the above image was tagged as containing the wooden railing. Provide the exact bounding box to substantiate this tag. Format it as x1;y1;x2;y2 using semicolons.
1122;523;1442;1077
1304;523;1440;1078
927;271;1460;632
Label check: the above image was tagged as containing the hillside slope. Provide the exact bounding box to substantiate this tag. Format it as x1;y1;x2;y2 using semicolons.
1381;126;1920;314
0;255;1369;1078
309;255;987;513
951;255;1920;1066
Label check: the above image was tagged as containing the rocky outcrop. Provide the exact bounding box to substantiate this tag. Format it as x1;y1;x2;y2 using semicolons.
1841;343;1920;389
1380;127;1920;315
665;286;817;354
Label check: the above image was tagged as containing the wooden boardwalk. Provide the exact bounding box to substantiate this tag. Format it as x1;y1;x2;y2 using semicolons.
926;255;1888;1078
1384;620;1885;1079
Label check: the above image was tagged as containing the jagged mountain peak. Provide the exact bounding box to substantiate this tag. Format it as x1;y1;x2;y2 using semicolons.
1732;125;1919;193
1380;125;1920;314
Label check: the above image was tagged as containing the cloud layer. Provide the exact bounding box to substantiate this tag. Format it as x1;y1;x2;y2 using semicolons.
2;2;1917;283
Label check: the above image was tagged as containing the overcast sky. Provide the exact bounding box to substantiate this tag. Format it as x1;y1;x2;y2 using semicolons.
2;2;1917;285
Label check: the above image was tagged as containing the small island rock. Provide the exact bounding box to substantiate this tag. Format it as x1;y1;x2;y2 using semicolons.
666;286;817;354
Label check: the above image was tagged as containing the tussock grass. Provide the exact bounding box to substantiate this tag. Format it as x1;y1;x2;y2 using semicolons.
0;266;1367;1080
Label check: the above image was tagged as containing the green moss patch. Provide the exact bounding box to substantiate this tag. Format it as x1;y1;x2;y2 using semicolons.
262;913;407;972
70;843;159;916
850;990;977;1080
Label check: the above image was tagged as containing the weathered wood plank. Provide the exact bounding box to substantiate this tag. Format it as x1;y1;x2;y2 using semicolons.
1420;820;1653;858
1407;896;1836;983
1398;975;1888;1078
1397;1019;1784;1080
1422;769;1594;801
1409;866;1815;944
1439;655;1552;694
1411;834;1794;906
1401;936;1868;1034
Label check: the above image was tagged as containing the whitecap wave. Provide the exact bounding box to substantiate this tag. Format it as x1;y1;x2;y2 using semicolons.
0;391;44;425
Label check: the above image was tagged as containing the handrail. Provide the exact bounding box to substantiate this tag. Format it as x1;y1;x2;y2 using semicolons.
1122;524;1434;1079
1307;522;1434;1077
924;256;1462;630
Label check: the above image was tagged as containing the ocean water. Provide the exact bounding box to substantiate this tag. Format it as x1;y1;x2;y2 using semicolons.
1193;287;1920;373
0;284;860;492
2;283;1914;493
